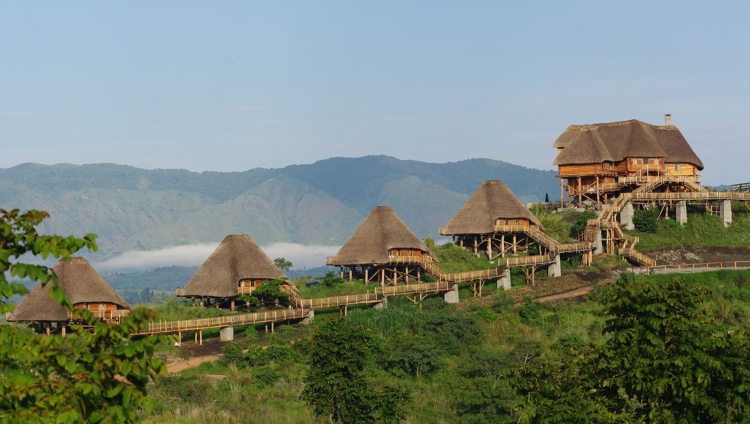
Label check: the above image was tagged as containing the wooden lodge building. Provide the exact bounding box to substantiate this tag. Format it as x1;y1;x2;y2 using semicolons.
553;115;704;207
326;206;436;286
176;234;286;310
439;180;545;260
7;257;131;334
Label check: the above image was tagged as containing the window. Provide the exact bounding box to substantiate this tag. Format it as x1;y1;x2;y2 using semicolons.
515;218;520;225
675;163;681;171
408;249;413;256
505;219;510;225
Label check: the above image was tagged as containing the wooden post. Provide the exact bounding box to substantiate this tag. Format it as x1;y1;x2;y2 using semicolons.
344;305;348;316
195;332;198;344
501;235;505;258
406;266;410;284
513;235;517;254
473;236;478;254
230;299;235;311
364;267;369;283
200;330;203;345
596;176;601;210
577;177;582;205
560;178;564;205
61;325;66;336
46;323;51;335
271;321;275;333
348;267;353;282
340;266;344;279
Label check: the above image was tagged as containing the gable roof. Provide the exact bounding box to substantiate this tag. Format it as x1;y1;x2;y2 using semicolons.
180;234;284;298
330;206;434;265
8;257;130;322
441;180;543;235
553;119;703;169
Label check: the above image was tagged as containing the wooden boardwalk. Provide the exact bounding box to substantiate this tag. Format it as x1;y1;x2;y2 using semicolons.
138;281;457;336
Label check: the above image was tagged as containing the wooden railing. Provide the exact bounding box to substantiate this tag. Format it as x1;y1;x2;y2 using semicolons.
377;281;452;296
137;307;309;335
630;191;750;201
300;292;382;309
499;254;555;267
633;261;750;275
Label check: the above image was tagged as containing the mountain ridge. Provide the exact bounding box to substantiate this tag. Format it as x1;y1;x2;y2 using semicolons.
0;156;558;260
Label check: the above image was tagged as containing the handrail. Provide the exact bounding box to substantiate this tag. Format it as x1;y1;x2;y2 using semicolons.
633;261;750;275
137;307;309;335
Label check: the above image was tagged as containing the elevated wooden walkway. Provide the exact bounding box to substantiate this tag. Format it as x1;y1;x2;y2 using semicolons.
139;281;457;336
136;307;309;335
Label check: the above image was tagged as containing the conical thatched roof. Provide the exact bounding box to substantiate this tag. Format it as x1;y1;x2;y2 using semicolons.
180;234;284;298
441;180;543;235
330;206;434;266
8;257;130;322
553;119;703;169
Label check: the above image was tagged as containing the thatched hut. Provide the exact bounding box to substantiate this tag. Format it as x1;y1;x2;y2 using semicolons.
176;234;285;310
7;257;131;334
327;206;435;285
439;180;543;259
553;116;704;205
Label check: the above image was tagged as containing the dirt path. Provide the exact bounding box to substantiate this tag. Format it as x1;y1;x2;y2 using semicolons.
536;286;593;303
166;354;222;374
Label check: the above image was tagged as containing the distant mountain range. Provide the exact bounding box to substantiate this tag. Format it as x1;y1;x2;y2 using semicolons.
0;156;558;260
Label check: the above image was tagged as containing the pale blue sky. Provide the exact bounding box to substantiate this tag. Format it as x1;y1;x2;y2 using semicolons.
1;1;749;185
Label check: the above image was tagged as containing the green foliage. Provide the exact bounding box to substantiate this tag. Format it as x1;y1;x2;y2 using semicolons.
516;275;750;423
530;204;570;243
423;236;437;252
0;208;168;423
320;270;346;287
569;210;596;239
387;336;442;378
301;318;410;423
273;257;293;272
242;279;292;308
432;243;495;273
633;208;659;233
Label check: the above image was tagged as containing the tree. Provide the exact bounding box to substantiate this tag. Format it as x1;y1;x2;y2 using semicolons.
273;257;293;273
301;318;409;423
633;208;659;233
515;275;750;423
0;209;168;423
238;278;292;308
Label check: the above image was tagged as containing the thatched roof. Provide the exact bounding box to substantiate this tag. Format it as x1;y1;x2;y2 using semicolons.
8;257;130;322
441;180;543;235
330;206;434;266
553;119;703;169
180;234;284;298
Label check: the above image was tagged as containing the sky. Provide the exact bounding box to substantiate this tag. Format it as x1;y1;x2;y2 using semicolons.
1;1;749;185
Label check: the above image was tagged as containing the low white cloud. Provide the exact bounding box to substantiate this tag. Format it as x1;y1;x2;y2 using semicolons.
94;243;340;272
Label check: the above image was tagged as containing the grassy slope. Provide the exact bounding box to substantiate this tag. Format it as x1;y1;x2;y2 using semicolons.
630;208;750;251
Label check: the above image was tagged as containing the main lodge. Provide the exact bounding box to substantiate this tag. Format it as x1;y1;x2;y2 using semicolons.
553;115;704;207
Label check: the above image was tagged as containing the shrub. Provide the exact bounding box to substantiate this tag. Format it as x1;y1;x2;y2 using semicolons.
633;208;659;233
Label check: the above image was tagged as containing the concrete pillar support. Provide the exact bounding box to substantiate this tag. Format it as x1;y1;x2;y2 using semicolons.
594;230;604;255
220;326;234;342
676;201;688;225
720;200;732;227
443;285;459;304
620;202;634;230
496;268;511;290
547;254;561;278
301;310;315;325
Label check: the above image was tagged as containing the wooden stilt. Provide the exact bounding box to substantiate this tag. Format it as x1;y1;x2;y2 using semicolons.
271;321;274;333
200;330;203;345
